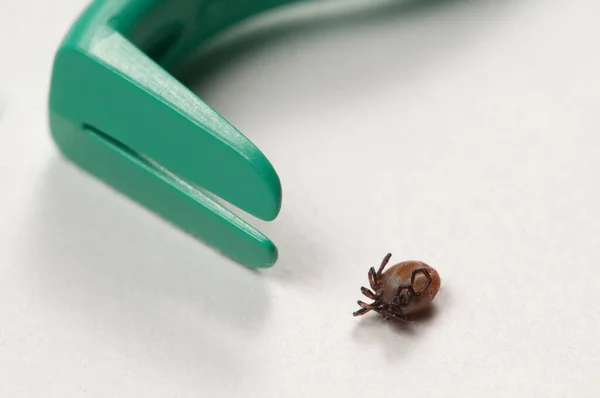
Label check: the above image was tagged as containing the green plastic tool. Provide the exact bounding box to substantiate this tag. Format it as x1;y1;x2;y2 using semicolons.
49;0;298;268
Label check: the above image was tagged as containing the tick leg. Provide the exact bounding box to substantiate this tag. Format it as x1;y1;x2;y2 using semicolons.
392;284;416;307
386;312;413;323
368;253;391;291
368;267;379;291
383;312;406;322
355;300;381;316
353;307;370;317
377;253;392;275
360;286;379;300
379;305;410;323
410;268;432;295
373;302;393;317
357;300;376;309
357;300;386;313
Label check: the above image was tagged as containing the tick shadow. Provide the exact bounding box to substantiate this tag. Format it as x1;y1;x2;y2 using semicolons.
20;157;273;379
352;300;444;360
354;304;439;335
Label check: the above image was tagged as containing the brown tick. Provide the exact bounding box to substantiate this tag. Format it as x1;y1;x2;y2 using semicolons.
353;253;441;322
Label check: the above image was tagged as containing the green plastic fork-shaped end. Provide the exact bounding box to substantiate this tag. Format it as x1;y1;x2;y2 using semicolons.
48;0;295;268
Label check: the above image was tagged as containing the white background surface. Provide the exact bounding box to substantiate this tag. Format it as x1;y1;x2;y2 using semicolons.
1;0;600;396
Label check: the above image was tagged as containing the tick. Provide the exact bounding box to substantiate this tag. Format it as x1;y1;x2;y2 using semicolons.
353;253;441;322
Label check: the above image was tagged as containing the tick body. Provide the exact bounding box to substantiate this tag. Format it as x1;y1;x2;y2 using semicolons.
353;253;441;322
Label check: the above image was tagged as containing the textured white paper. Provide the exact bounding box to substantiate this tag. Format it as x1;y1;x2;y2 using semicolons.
1;0;599;397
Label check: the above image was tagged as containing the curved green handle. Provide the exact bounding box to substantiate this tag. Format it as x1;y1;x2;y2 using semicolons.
49;0;300;268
